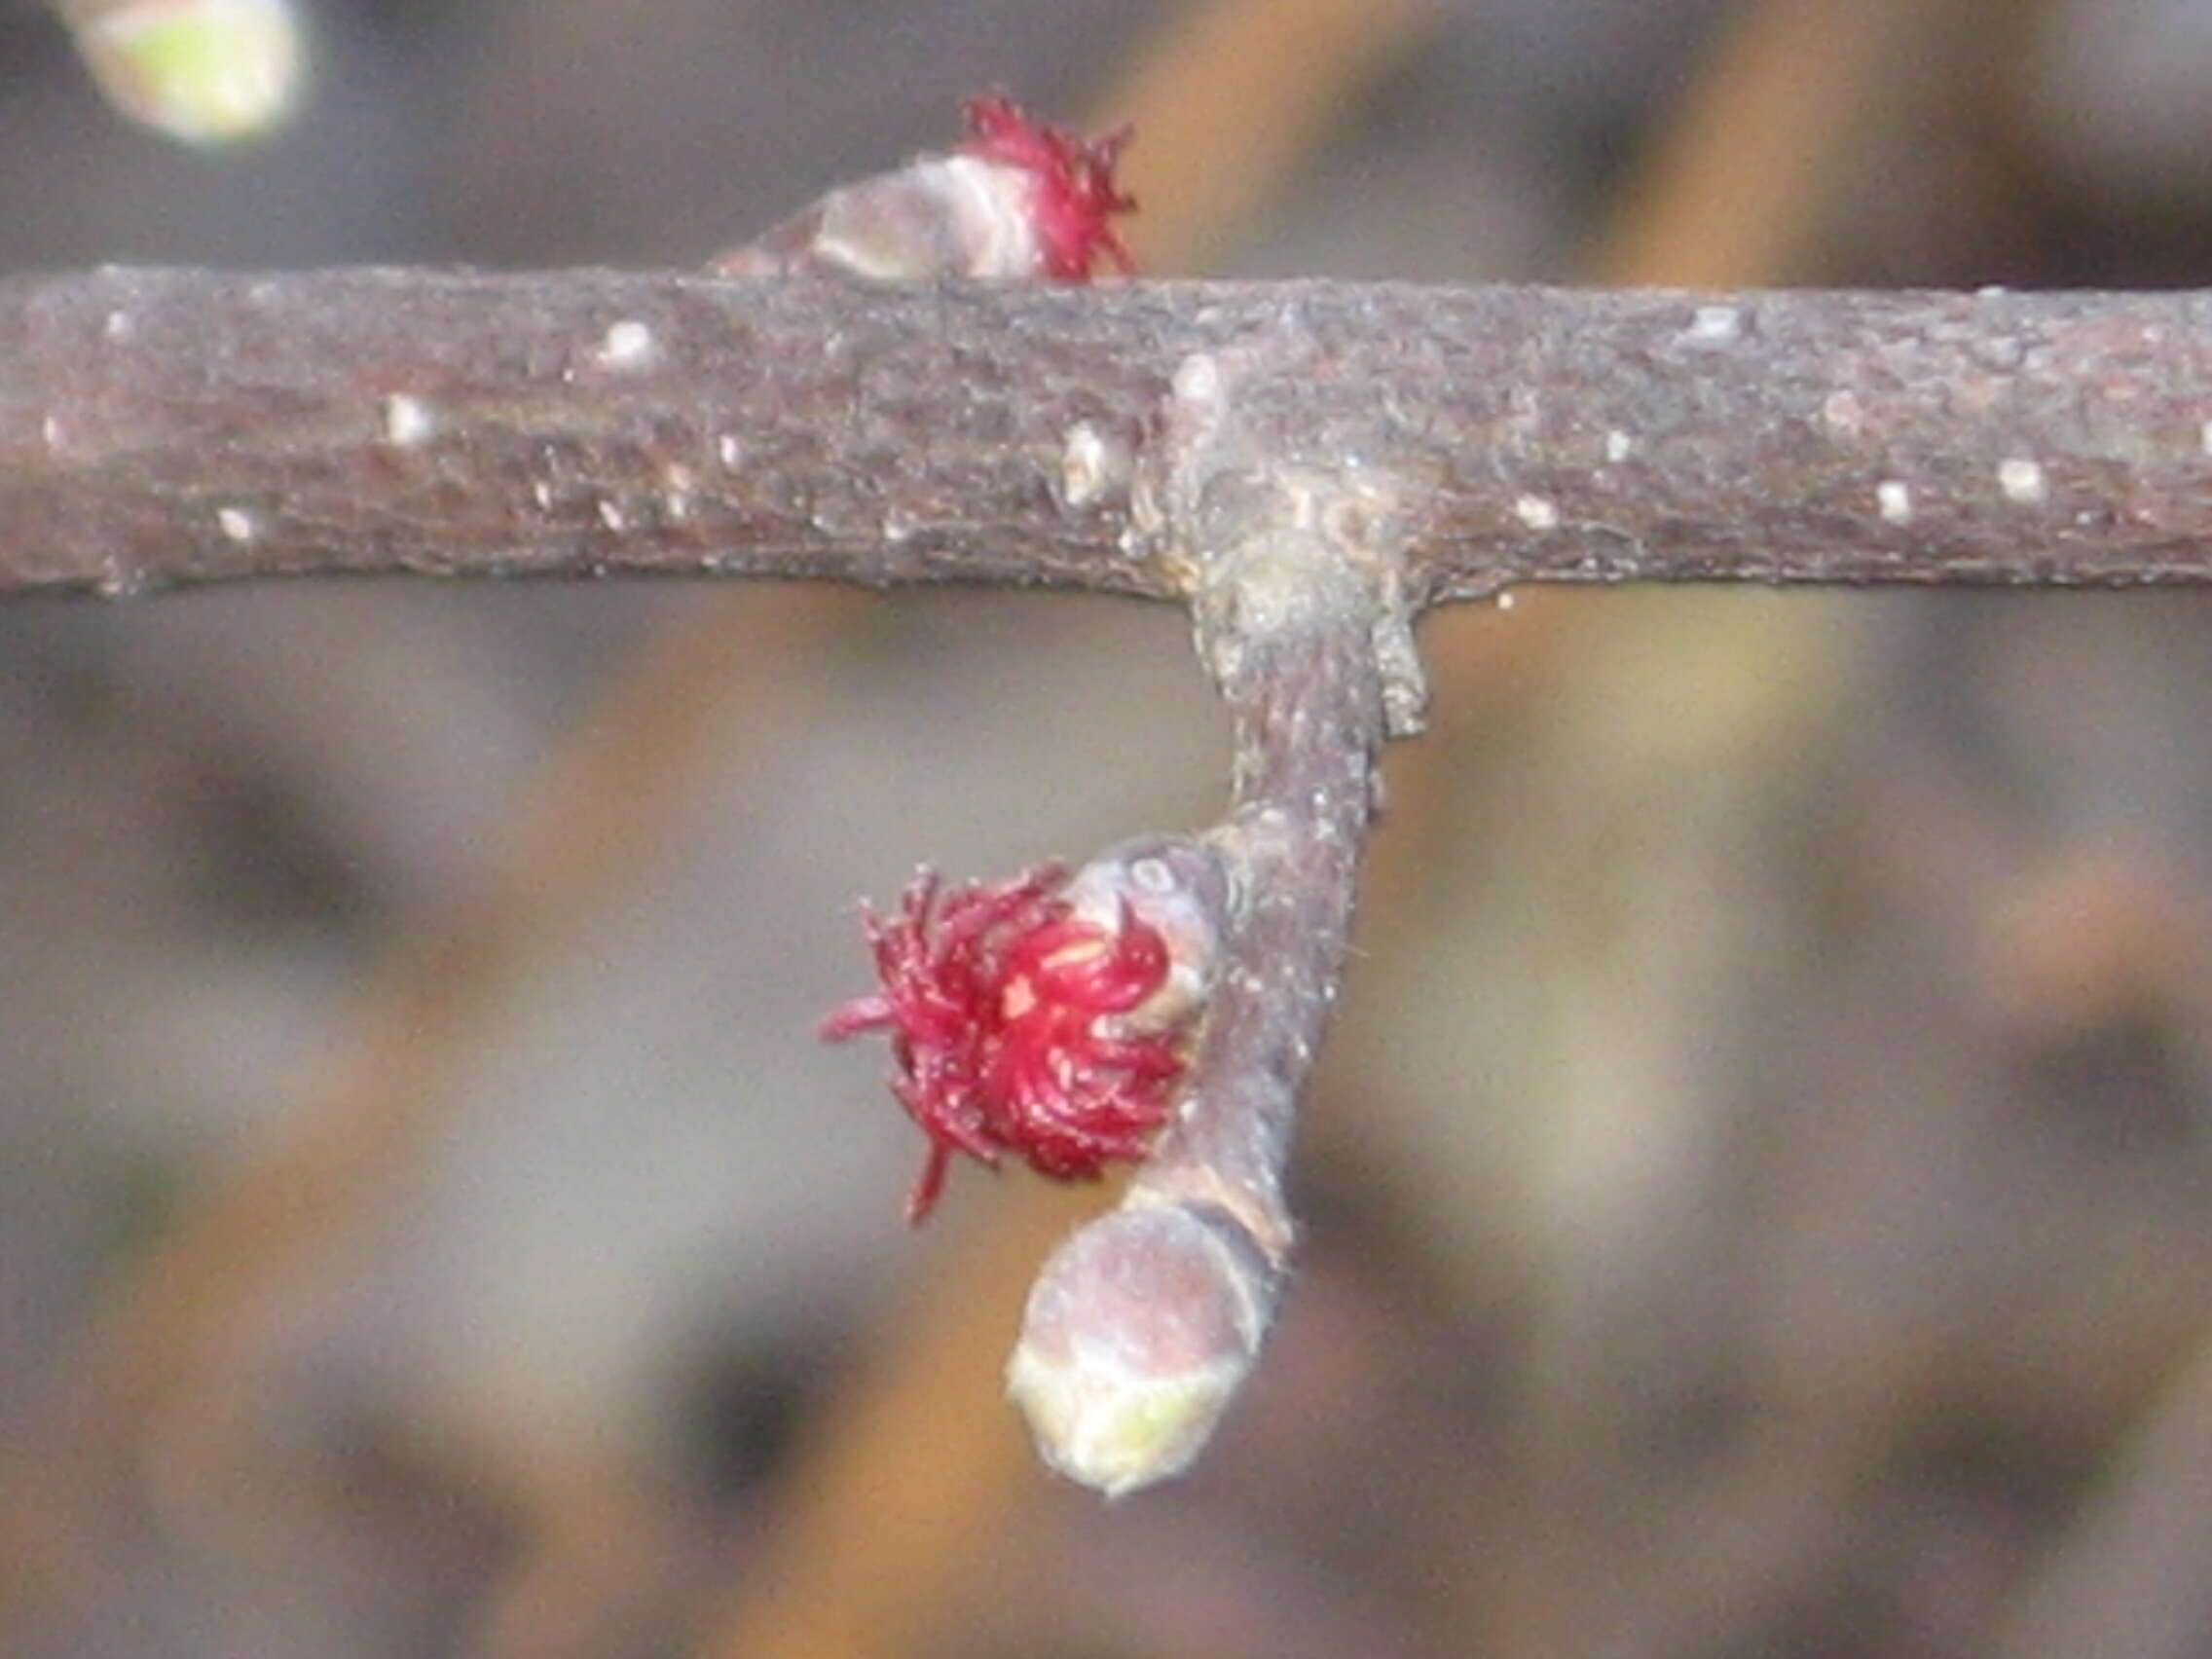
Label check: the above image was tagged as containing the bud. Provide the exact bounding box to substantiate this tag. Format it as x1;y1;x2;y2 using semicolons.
715;94;1134;283
1006;1201;1275;1497
821;838;1229;1223
66;0;303;147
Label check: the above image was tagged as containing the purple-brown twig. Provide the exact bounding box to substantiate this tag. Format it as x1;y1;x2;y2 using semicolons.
1004;339;1414;1493
8;276;2212;603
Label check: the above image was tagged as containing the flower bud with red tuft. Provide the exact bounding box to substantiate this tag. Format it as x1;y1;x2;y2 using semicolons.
824;838;1229;1223
957;93;1135;279
714;93;1135;283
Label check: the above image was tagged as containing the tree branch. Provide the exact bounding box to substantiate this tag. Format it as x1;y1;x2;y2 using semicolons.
1004;341;1400;1495
7;269;2212;606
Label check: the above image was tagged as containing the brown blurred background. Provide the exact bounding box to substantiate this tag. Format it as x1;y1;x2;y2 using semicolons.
3;1;2212;1655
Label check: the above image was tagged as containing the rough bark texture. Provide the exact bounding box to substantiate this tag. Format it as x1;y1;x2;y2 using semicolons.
6;269;2212;605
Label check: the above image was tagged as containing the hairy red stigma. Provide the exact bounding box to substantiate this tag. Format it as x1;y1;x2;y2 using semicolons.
823;864;1185;1223
960;93;1136;281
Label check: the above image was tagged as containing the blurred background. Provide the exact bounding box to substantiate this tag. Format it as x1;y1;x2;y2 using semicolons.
4;0;2212;1654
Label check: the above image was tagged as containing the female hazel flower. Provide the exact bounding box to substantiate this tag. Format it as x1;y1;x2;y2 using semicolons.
824;847;1222;1223
957;93;1135;279
714;93;1135;283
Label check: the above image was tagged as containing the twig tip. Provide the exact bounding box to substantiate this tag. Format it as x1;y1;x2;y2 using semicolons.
1006;1201;1273;1497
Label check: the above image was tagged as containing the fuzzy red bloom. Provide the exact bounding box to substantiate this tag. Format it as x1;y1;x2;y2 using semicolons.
960;94;1136;280
823;864;1186;1223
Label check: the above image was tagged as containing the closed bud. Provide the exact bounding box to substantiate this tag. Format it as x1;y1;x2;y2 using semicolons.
1007;1200;1275;1497
67;0;303;146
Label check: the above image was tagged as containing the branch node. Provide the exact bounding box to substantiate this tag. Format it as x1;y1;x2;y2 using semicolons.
1155;346;1429;738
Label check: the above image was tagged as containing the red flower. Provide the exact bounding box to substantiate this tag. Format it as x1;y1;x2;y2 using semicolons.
824;864;1188;1223
959;94;1136;280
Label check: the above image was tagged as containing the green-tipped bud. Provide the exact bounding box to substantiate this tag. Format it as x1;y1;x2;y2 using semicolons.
1007;1201;1275;1497
69;0;304;146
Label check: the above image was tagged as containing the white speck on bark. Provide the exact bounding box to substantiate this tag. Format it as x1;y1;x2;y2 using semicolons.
1877;480;1912;524
382;393;436;447
1686;305;1742;343
598;499;628;531
1604;429;1633;463
596;318;657;370
103;309;133;341
717;433;745;469
1999;457;2048;505
1513;494;1559;532
216;506;256;542
1172;351;1222;410
1059;422;1124;509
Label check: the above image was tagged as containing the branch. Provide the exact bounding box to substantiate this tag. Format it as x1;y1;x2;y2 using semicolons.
1004;342;1401;1494
8;270;2212;606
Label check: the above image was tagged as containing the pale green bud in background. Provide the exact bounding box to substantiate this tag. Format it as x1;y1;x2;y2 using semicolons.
62;0;304;146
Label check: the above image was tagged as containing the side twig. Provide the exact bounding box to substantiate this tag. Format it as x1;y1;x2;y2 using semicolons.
1005;342;1410;1493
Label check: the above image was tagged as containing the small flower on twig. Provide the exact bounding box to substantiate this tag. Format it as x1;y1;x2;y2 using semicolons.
958;94;1135;279
825;848;1221;1223
713;93;1135;283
